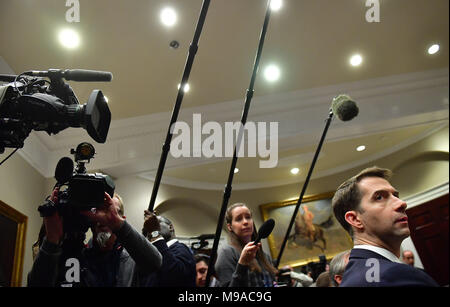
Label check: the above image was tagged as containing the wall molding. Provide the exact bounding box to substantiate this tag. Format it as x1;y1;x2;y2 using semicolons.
404;182;449;209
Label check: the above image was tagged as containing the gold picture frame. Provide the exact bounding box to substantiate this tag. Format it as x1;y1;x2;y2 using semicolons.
259;192;353;268
0;200;27;287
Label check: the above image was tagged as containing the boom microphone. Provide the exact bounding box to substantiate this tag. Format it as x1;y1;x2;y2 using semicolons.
25;69;113;82
331;94;359;121
254;218;275;245
275;94;358;268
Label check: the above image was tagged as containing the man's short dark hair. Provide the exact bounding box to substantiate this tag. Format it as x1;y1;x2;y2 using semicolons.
332;166;392;236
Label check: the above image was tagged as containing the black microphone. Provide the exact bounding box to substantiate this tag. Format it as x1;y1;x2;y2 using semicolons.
331;94;359;121
25;69;113;82
63;69;113;82
54;157;74;184
254;218;275;245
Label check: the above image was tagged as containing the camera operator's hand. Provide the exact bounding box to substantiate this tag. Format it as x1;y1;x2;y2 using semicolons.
238;241;261;266
81;192;124;232
143;210;161;235
44;187;64;245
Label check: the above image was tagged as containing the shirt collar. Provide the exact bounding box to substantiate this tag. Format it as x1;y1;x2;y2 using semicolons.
167;238;178;247
353;245;402;263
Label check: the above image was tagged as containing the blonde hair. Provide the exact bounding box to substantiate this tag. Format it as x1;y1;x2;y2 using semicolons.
114;193;125;216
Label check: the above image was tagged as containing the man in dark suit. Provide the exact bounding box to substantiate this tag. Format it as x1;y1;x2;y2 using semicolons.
140;211;196;287
332;166;438;287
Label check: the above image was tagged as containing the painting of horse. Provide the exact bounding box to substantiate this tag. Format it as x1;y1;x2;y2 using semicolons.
259;192;353;268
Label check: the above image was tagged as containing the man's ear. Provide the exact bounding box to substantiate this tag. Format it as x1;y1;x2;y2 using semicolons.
334;274;342;286
344;211;363;230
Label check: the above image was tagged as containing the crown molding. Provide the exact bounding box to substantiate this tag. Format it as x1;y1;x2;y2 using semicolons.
404;182;449;208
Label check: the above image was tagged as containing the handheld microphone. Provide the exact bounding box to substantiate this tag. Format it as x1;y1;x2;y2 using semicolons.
54;157;74;184
254;218;275;245
25;69;113;82
331;94;359;121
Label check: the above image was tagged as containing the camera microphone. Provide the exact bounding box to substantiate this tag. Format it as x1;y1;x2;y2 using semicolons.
55;157;74;184
63;70;113;82
25;69;113;82
254;218;275;245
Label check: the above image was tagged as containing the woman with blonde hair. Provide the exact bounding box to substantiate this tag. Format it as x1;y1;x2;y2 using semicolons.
215;203;277;287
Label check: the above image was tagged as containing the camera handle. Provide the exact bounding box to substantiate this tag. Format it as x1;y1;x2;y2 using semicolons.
47;74;79;106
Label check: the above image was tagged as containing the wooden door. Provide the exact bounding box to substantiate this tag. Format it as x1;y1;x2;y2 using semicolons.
406;194;449;286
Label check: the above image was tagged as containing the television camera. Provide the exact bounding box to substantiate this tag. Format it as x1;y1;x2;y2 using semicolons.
0;69;112;154
38;142;115;234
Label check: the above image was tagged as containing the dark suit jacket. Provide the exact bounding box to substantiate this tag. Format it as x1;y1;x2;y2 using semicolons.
140;240;196;287
340;248;438;287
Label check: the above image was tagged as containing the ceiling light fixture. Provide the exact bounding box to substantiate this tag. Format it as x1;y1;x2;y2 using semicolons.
160;7;177;27
357;145;366;152
58;29;80;49
350;54;363;67
264;64;281;82
428;44;440;55
270;0;283;11
234;168;239;174
290;167;299;175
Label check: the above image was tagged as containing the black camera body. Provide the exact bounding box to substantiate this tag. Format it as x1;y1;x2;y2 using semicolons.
60;172;115;211
39;142;115;233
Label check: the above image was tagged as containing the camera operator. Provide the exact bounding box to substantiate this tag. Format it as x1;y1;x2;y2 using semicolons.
27;188;162;287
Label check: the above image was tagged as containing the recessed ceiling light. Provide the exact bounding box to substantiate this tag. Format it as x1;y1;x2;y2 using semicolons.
357;145;366;152
160;7;177;27
234;168;239;174
58;29;80;49
270;0;283;11
350;54;363;67
264;64;281;82
290;167;300;175
177;83;190;93
428;44;440;55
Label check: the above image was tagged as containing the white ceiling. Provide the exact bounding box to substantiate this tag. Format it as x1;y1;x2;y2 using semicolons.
0;0;448;190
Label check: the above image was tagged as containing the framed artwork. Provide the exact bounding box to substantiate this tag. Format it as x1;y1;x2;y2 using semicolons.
259;192;353;268
0;200;27;287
